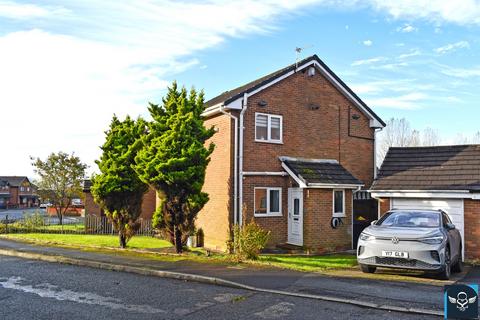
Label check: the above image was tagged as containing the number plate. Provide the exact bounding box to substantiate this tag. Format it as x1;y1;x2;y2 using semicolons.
382;251;409;258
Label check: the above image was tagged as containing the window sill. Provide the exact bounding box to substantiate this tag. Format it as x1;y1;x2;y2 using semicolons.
254;213;282;218
332;213;346;218
254;139;283;145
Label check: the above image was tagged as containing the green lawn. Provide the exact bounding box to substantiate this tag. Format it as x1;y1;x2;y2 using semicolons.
43;224;85;231
3;233;172;250
257;254;357;271
1;233;356;272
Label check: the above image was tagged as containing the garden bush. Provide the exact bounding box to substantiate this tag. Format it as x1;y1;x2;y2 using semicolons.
231;220;270;261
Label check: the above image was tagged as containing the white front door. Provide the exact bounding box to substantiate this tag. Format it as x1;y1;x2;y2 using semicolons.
288;188;303;246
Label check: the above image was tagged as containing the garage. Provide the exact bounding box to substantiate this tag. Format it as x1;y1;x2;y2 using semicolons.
370;145;480;259
392;198;464;253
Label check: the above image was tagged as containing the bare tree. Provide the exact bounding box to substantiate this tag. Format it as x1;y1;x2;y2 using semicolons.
453;133;471;145
472;131;480;143
422;127;442;146
377;118;421;163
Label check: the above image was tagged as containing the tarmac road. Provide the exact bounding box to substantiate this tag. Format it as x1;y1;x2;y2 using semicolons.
0;255;438;320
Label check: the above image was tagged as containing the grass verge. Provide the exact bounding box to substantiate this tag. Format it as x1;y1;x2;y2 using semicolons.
257;254;357;271
1;233;172;250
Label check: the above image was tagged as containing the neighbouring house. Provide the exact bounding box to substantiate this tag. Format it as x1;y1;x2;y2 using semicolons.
370;145;480;260
0;176;39;209
197;54;385;252
82;179;157;220
0;180;9;209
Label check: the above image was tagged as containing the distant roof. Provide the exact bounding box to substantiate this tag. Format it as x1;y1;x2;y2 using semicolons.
205;54;385;127
371;145;480;191
0;180;9;187
280;156;363;187
0;176;28;187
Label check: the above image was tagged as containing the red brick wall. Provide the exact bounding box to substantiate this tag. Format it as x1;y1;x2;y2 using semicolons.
196;113;233;251
378;198;391;217
464;199;480;260
139;187;156;219
242;175;294;246
8;187;19;206
84;192;102;216
242;68;375;188
84;186;157;219
303;189;353;252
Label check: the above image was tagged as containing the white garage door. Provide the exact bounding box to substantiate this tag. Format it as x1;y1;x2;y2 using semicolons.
392;198;464;254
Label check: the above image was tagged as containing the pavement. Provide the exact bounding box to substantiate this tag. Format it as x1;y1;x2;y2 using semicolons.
0;238;478;317
0;255;438;320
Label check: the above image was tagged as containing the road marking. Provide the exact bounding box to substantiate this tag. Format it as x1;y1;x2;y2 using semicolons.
0;276;165;314
254;302;295;319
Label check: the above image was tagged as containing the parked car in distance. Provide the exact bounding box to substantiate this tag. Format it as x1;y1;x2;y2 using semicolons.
39;203;51;209
357;209;462;280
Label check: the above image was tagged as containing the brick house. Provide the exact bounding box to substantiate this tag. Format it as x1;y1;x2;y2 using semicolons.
0;176;39;208
370;145;480;260
198;55;385;252
82;179;157;219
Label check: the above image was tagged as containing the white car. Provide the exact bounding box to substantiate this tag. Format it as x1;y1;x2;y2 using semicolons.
357;209;463;280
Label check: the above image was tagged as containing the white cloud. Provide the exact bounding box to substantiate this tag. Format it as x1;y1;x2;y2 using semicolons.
366;92;428;109
441;65;480;78
396;23;417;32
434;41;470;54
371;62;408;70
368;0;480;25
351;56;387;66
398;49;421;59
363;39;373;46
0;0;321;176
0;1;69;19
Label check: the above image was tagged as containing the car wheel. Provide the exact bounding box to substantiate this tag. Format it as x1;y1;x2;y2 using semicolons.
360;264;376;273
438;246;451;280
452;246;463;273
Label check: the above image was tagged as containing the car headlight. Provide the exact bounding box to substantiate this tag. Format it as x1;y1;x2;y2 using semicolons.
359;233;375;241
419;236;444;245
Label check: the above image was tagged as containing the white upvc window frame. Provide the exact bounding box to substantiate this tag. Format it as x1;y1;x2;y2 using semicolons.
254;187;282;217
255;112;283;144
332;189;346;218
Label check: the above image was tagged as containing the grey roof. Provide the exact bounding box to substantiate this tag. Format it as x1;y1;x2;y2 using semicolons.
0;176;28;187
280;157;363;186
205;54;385;127
0;180;9;187
371;145;480;191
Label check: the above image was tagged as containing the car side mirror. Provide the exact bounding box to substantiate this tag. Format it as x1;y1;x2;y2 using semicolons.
445;223;456;230
371;220;377;226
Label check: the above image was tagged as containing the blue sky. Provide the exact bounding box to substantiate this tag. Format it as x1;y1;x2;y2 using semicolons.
1;1;480;176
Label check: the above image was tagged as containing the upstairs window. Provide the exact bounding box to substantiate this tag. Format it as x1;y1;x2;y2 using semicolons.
255;113;282;143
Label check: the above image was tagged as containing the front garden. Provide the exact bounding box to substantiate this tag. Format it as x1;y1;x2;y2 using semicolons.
0;232;358;272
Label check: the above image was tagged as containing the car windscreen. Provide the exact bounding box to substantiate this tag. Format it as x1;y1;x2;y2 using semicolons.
377;211;440;228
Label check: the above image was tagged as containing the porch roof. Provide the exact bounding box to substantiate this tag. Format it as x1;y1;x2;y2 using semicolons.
279;156;364;189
